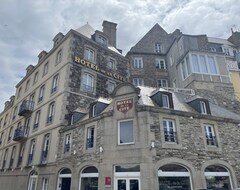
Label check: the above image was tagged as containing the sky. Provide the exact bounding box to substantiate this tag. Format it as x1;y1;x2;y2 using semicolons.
0;0;240;112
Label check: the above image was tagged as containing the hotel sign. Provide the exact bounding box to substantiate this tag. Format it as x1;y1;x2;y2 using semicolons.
117;99;133;114
74;56;126;81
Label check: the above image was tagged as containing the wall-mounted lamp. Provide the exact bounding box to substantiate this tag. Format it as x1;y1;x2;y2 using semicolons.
189;116;193;120
99;146;103;153
150;141;155;149
73;150;76;155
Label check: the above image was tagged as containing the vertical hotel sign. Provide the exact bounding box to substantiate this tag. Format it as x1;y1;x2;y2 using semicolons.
74;56;126;82
117;99;133;114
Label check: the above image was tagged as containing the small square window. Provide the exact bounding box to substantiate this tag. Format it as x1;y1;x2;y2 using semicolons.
155;59;166;69
118;120;134;145
132;78;144;86
133;57;143;68
158;79;168;88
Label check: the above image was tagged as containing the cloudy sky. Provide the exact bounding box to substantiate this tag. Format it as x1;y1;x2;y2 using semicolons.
0;0;239;111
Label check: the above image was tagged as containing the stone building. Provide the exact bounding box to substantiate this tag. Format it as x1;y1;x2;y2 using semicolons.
0;20;128;190
126;25;240;114
57;82;240;190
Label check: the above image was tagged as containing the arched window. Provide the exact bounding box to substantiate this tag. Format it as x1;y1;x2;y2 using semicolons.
57;168;72;190
204;165;232;190
158;164;192;190
28;170;38;190
80;166;98;190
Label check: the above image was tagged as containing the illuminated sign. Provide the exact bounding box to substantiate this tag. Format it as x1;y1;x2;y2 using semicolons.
117;99;133;114
74;56;126;82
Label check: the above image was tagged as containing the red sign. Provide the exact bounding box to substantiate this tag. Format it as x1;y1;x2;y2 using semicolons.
105;177;111;186
117;99;133;114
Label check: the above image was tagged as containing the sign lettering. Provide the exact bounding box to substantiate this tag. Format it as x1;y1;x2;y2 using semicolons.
117;99;133;114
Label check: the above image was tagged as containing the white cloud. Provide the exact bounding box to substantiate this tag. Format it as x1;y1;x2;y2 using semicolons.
0;0;239;111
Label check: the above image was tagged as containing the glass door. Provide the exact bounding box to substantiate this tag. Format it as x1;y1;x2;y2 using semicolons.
117;178;140;190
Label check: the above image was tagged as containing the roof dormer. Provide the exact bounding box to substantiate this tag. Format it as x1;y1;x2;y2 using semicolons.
92;30;108;46
52;32;64;47
38;50;48;63
186;97;211;115
89;98;110;118
150;90;174;109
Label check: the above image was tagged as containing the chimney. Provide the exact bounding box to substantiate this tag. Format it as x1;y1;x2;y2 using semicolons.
102;21;117;47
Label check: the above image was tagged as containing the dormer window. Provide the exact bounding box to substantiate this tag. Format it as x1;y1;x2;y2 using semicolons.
200;101;207;114
162;94;169;108
89;100;109;118
155;43;161;53
98;35;107;45
92;104;96;117
151;91;174;109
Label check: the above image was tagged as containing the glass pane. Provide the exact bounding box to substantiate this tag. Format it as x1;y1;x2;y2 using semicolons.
192;54;200;72
120;120;133;144
162;95;169;108
60;168;71;174
205;176;231;190
81;177;98;190
160;164;188;172
82;166;98;173
199;55;208;73
130;180;139;190
116;164;140;172
205;165;228;172
118;179;126;190
159;177;191;190
208;56;218;74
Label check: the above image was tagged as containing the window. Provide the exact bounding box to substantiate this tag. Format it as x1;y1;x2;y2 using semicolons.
64;134;71;153
43;63;48;76
158;79;168;88
155;58;166;69
118;120;134;145
17;143;25;167
3;113;8;127
210;47;216;52
192;54;200;73
38;85;45;103
132;78;144;86
163;119;177;143
223;48;230;56
2;149;8;169
155;43;161;53
25;79;30;91
51;74;59;93
17;87;22;99
0;132;3;145
24;118;31;137
57;168;72;190
56;50;62;64
33;111;41;129
107;59;116;69
207;56;218;74
8;126;13;141
107;80;115;93
98;35;107;45
12;106;18;120
205;165;232;190
200;101;207;114
204;125;217;146
199;55;208;73
84;47;95;62
47;102;55;124
158;164;191;190
133;57;143;68
9;146;16;169
42;178;48;190
91;104;97;117
86;127;95;149
82;73;94;92
41;134;50;164
162;94;170;108
33;72;38;84
27;139;36;166
29;93;35;108
80;167;98;190
28;170;38;190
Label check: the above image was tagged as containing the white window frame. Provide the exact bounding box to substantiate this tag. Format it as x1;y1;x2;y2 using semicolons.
41;178;48;190
38;85;45;103
200;101;207;114
133;57;143;68
118;119;134;145
47;102;55;124
82;73;94;92
43;63;48;76
204;124;217;146
162;94;170;108
155;43;161;53
56;50;62;64
84;47;95;62
163;119;177;143
132;78;144;86
34;111;41;129
155;58;166;69
158;79;168;88
52;74;59;93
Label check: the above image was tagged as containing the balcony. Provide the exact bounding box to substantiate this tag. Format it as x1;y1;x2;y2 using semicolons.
13;128;27;142
18;100;34;117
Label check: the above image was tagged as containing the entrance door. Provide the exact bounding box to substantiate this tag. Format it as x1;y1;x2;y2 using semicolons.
61;178;71;190
117;178;140;190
